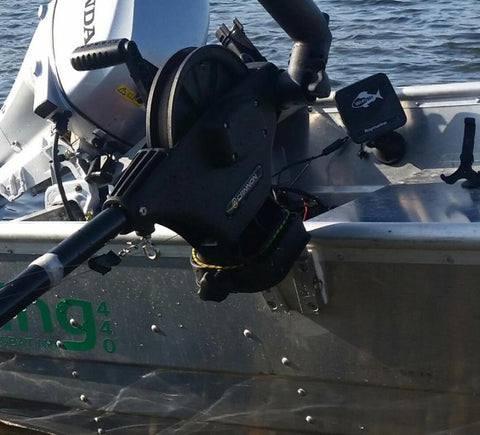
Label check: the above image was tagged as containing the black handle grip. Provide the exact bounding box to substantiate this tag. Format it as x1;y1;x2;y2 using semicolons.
257;0;332;98
0;206;127;327
71;38;132;71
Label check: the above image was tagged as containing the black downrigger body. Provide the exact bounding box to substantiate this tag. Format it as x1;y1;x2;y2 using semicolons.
0;0;332;325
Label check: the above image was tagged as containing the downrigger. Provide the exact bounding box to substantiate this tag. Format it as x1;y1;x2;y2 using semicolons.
0;0;332;325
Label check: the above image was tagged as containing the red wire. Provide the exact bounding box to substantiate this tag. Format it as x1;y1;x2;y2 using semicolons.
302;198;308;221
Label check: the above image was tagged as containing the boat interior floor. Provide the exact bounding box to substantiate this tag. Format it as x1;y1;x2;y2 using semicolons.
313;182;480;224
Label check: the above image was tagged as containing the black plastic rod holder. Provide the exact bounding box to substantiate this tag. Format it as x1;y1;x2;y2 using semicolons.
441;118;480;188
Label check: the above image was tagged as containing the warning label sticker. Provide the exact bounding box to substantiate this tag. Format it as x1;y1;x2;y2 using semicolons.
116;84;142;107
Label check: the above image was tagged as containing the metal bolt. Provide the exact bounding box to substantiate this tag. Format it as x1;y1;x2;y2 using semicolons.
80;394;88;403
306;416;314;424
253;100;260;107
415;101;420;107
281;357;290;366
223;122;230;129
139;207;148;216
266;300;278;311
94;417;101;423
179;324;184;329
75;184;83;193
476;97;480;104
69;318;80;328
56;340;65;349
243;329;253;338
72;371;79;378
97;429;105;435
11;141;22;152
297;388;307;397
151;325;160;333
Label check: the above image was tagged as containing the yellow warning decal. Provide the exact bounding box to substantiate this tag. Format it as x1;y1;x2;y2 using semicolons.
116;84;142;107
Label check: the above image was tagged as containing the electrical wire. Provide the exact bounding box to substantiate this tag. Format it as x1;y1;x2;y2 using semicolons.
273;135;350;186
51;112;75;221
272;185;326;208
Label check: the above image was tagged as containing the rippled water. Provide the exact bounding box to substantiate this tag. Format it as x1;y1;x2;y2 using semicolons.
0;0;478;102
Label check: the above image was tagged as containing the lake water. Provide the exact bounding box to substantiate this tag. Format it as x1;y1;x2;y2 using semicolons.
0;0;479;103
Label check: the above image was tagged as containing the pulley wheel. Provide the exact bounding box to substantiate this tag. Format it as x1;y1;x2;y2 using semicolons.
146;45;248;149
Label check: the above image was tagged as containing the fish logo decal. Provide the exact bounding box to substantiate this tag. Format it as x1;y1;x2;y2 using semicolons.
352;90;383;109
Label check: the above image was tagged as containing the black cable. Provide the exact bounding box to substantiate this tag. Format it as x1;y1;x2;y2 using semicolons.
51;112;75;221
272;135;350;185
273;185;327;208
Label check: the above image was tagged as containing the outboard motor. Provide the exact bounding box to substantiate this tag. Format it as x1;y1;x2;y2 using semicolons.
0;0;209;214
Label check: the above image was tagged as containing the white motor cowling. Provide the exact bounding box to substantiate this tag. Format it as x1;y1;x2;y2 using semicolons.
0;0;209;206
52;0;209;147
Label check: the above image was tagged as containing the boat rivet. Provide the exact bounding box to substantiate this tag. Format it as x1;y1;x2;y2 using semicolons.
11;141;22;152
179;324;184;329
176;302;181;306
476;98;480;104
69;318;80;328
359;425;366;430
243;329;253;338
253;100;260;107
72;371;79;378
306;416;314;424
80;394;88;403
297;388;307;397
151;325;160;333
415;101;420;107
223;122;230;129
281;357;290;366
56;340;65;349
97;429;105;434
94;417;101;423
139;207;148;216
